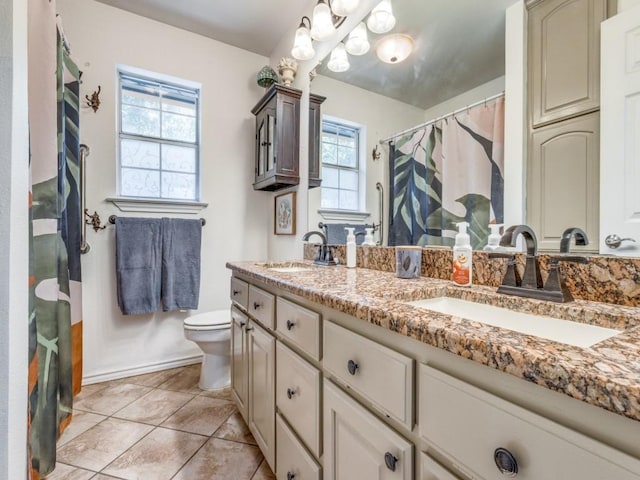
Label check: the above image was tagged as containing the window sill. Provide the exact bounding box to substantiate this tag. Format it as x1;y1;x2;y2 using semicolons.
106;197;208;214
318;209;371;222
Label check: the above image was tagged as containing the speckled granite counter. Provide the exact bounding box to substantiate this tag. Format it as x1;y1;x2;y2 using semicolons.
227;260;640;422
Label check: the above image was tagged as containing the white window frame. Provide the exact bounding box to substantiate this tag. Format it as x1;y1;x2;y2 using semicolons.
318;115;368;220
110;65;206;212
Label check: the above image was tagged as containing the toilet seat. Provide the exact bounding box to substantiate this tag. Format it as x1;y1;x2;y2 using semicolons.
184;311;230;331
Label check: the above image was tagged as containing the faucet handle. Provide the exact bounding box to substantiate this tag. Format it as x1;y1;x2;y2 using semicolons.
488;252;521;288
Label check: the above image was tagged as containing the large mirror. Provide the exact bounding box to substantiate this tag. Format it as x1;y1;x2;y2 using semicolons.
308;0;517;249
307;0;638;258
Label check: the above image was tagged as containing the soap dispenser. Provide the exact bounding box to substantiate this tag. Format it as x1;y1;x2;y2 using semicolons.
453;221;472;286
483;224;504;251
345;227;356;268
363;227;376;246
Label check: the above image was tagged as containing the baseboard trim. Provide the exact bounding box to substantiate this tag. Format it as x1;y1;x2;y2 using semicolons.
82;354;203;385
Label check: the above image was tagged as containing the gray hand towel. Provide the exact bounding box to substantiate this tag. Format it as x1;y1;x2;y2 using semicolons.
115;217;162;315
323;223;369;245
161;218;202;312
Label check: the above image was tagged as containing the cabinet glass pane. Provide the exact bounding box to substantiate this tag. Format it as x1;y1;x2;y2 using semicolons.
121;168;160;197
258;120;266;176
120;139;160;169
161;172;196;200
267;114;275;171
162;145;196;173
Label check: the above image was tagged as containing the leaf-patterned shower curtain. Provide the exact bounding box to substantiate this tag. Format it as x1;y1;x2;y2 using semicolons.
28;28;83;478
388;97;505;249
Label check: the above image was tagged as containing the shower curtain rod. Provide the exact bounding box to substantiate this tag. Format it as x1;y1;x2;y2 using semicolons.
379;91;505;144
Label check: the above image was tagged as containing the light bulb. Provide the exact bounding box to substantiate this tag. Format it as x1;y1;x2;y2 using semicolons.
310;1;336;41
331;0;360;16
345;22;370;56
327;43;350;72
291;23;315;60
367;0;396;34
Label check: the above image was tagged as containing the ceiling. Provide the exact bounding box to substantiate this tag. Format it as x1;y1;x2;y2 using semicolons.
95;0;518;110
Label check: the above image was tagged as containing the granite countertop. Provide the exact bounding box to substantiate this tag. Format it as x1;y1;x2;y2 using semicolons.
226;260;640;422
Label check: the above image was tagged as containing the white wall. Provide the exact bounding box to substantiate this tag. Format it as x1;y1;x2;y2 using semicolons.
57;0;270;382
619;0;640;11
0;0;29;476
307;75;426;241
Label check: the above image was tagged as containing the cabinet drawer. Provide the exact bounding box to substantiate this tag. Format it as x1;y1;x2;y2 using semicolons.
276;414;321;480
419;365;640;480
323;321;413;428
230;277;248;309
420;452;459;480
276;342;321;458
276;297;321;360
248;285;275;329
323;380;413;480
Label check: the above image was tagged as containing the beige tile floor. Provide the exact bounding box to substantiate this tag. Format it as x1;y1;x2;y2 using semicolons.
44;364;275;480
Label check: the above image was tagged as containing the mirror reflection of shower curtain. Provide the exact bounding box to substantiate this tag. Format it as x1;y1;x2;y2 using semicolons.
388;97;505;249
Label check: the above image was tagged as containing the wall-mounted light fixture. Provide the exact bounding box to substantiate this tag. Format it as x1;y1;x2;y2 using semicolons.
345;22;370;56
327;43;350;72
366;0;396;34
292;16;315;60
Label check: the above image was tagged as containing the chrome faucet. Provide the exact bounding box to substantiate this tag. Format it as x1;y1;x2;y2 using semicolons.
559;227;589;253
489;225;587;303
302;231;338;266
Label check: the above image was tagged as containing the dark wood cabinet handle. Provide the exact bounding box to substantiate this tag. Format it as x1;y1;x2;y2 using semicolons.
384;452;398;472
286;387;296;399
347;359;359;375
494;448;518;477
286;320;295;330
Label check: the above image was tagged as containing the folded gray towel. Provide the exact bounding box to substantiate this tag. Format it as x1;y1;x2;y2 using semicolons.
161;218;202;312
322;223;370;245
115;217;162;315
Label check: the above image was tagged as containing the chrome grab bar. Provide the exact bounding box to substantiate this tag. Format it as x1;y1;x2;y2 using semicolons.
376;182;384;245
80;144;90;254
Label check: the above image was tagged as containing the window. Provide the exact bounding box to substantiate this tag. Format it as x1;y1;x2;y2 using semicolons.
118;68;200;201
321;119;363;211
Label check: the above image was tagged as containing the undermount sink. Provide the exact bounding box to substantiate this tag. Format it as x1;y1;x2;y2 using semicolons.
259;261;313;273
406;297;621;348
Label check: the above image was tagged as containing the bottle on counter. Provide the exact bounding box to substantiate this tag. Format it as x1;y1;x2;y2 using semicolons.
363;227;376;246
483;224;504;251
345;227;356;268
452;221;472;286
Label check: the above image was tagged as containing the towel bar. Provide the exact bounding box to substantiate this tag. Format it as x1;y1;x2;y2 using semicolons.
108;215;206;226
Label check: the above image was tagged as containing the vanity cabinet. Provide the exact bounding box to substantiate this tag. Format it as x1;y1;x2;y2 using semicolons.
252;84;301;191
308;93;326;189
230;306;249;420
527;0;606;127
526;112;600;252
323;380;413;480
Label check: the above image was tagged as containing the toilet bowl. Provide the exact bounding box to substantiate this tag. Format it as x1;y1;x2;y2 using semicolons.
183;310;231;391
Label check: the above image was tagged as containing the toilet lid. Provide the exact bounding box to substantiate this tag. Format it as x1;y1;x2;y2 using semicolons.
184;311;230;329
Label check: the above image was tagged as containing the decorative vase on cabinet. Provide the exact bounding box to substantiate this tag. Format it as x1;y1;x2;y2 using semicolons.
251;84;301;191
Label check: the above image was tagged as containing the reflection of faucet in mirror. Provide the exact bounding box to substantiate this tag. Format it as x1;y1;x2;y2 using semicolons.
560;227;588;253
302;230;338;266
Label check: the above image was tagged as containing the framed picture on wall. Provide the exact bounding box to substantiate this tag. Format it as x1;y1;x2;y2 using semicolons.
274;191;296;235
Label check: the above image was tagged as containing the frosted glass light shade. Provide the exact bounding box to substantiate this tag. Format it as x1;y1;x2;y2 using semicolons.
376;34;413;64
327;43;350;72
345;22;370;56
291;24;315;60
310;1;336;41
367;0;396;34
331;0;360;16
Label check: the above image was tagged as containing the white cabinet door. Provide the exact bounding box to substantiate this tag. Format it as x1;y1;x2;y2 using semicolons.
323;380;413;480
600;5;640;256
248;320;276;470
230;307;248;421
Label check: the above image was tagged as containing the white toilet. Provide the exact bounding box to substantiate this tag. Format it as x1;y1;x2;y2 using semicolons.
183;310;231;391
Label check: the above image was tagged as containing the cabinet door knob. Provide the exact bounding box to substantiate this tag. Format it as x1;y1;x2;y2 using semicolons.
245;326;254;332
232;289;240;296
384;452;398;472
253;302;262;310
239;321;246;328
286;320;295;331
347;359;359;375
287;473;296;480
494;448;518;477
286;387;296;399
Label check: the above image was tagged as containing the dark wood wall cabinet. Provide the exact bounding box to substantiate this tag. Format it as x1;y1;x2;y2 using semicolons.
308;93;326;189
252;85;301;191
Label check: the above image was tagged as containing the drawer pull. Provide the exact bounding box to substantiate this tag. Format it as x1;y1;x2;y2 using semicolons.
286;387;297;399
232;289;240;296
384;452;398;472
253;301;262;310
239;321;246;328
245;326;254;332
286;320;295;330
347;359;359;375
287;473;296;480
494;448;518;477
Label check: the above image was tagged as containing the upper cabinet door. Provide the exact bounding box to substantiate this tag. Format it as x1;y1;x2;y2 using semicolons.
528;0;607;127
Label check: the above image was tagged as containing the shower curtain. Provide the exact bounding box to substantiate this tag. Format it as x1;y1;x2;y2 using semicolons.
388;97;504;249
28;28;83;477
